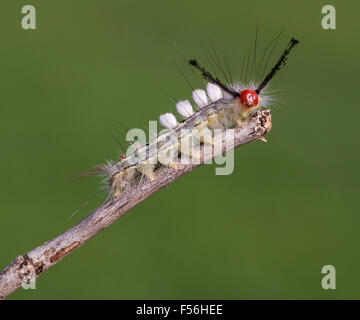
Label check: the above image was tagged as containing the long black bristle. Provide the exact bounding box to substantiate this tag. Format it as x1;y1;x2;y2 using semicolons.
189;59;239;97
256;38;299;94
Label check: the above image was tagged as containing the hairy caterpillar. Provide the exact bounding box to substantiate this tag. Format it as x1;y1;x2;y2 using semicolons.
87;38;299;198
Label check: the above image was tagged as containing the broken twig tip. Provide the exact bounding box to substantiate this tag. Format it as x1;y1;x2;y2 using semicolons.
257;136;268;143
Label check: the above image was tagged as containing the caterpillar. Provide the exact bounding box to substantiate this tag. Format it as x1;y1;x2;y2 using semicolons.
88;38;299;199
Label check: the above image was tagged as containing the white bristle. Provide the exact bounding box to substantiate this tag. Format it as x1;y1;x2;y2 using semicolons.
159;113;178;129
176;100;194;118
192;89;208;108
206;83;223;102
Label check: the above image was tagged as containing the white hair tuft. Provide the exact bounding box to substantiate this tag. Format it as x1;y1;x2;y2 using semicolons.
159;113;178;129
206;83;223;102
176;100;194;118
192;89;208;108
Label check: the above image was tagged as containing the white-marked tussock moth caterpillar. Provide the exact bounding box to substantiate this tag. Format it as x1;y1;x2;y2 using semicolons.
83;37;299;199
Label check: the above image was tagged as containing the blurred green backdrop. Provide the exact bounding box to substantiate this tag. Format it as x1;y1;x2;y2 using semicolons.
1;0;359;299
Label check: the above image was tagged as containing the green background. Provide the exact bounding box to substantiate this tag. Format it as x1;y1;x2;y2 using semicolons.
1;0;359;299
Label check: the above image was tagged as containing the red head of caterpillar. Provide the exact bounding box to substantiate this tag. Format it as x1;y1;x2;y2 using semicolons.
239;89;258;108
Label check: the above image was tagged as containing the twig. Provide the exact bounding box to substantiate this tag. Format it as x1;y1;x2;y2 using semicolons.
0;110;272;299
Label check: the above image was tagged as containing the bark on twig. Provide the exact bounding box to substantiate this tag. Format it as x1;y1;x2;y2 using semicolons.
0;110;272;299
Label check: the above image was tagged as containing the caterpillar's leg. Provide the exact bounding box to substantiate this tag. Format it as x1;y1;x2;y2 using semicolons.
166;163;178;169
194;121;214;146
112;166;138;198
158;143;179;170
136;162;155;181
206;114;223;131
112;172;127;198
123;167;138;196
114;187;122;199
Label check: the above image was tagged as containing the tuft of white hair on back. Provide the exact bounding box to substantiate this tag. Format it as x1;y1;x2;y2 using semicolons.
206;83;223;102
159;113;178;129
192;89;208;108
176;100;194;118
